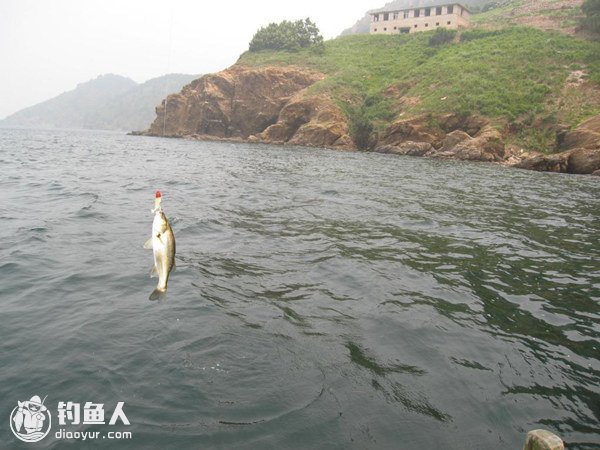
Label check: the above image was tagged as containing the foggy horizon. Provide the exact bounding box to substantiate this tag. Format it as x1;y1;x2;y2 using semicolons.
0;0;377;119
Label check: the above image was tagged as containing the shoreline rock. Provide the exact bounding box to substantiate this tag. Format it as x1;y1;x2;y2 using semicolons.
141;65;354;151
136;65;600;176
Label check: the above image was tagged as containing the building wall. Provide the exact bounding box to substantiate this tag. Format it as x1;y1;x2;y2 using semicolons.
370;4;470;34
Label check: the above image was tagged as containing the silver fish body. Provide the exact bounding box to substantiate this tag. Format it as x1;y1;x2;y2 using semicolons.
148;210;176;300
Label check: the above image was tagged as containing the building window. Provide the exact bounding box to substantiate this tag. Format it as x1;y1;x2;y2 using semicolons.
447;5;454;14
425;8;431;16
414;24;418;28
425;23;429;27
436;22;440;26
383;27;387;31
383;12;389;20
414;9;420;18
404;11;409;18
436;6;442;15
373;14;379;22
374;28;377;31
447;21;451;25
393;12;398;19
393;26;397;29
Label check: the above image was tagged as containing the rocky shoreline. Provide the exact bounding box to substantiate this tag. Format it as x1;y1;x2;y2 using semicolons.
135;65;600;176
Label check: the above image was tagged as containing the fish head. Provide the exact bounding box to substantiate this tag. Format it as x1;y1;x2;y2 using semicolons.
153;210;170;234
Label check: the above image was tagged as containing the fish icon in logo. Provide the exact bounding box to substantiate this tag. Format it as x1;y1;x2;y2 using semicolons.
10;395;52;442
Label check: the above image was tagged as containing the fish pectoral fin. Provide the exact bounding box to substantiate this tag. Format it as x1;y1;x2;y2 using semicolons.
143;238;153;249
150;265;158;278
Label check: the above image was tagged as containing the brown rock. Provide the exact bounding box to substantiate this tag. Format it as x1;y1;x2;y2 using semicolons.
438;130;471;152
145;66;324;139
560;114;600;150
260;123;292;142
514;152;570;173
288;123;342;147
567;147;600;174
260;94;353;149
522;429;564;450
437;114;487;135
591;169;600;176
377;116;445;147
373;141;433;156
431;126;505;162
333;134;355;148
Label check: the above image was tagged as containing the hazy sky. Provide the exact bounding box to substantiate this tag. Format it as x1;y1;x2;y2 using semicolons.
0;0;378;118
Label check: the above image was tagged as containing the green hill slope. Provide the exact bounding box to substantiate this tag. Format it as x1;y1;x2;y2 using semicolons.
471;0;586;35
239;26;600;150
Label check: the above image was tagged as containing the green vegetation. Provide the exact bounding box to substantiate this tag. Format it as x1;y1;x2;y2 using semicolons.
582;0;600;33
240;27;600;150
470;0;583;33
343;94;395;149
248;18;323;52
428;28;457;47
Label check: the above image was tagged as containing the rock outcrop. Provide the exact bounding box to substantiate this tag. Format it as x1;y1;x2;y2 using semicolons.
377;117;446;148
373;141;434;156
373;121;505;163
258;94;353;148
513;152;571;173
140;63;600;175
430;126;505;162
144;65;353;150
512;114;600;175
557;115;600;150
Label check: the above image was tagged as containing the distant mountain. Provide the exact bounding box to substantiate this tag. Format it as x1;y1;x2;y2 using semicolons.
340;0;492;36
0;73;199;131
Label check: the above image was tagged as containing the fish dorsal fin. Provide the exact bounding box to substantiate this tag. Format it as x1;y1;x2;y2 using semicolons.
143;238;153;249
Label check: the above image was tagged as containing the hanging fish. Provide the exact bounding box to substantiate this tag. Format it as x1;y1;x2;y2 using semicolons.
144;190;176;300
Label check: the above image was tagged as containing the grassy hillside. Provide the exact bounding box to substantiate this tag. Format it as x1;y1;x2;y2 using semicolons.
471;0;585;35
239;27;600;150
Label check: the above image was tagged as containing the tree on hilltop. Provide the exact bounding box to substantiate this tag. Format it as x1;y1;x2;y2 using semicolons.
249;18;324;52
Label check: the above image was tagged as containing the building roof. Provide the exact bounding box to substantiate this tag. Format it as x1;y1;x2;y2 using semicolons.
370;3;470;15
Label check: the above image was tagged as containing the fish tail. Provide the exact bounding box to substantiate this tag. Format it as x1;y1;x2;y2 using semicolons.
149;288;166;301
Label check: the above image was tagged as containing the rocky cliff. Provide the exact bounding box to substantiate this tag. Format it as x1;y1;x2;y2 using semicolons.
144;66;353;150
141;63;600;175
512;115;600;175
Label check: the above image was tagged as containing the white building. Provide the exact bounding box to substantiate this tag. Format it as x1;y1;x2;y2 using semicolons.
370;3;470;34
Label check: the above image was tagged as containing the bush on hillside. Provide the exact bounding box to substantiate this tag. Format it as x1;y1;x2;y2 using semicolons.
582;0;600;33
428;28;457;46
249;18;324;52
349;114;373;149
345;94;395;150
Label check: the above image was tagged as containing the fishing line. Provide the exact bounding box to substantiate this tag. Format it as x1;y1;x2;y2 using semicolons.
162;4;175;137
